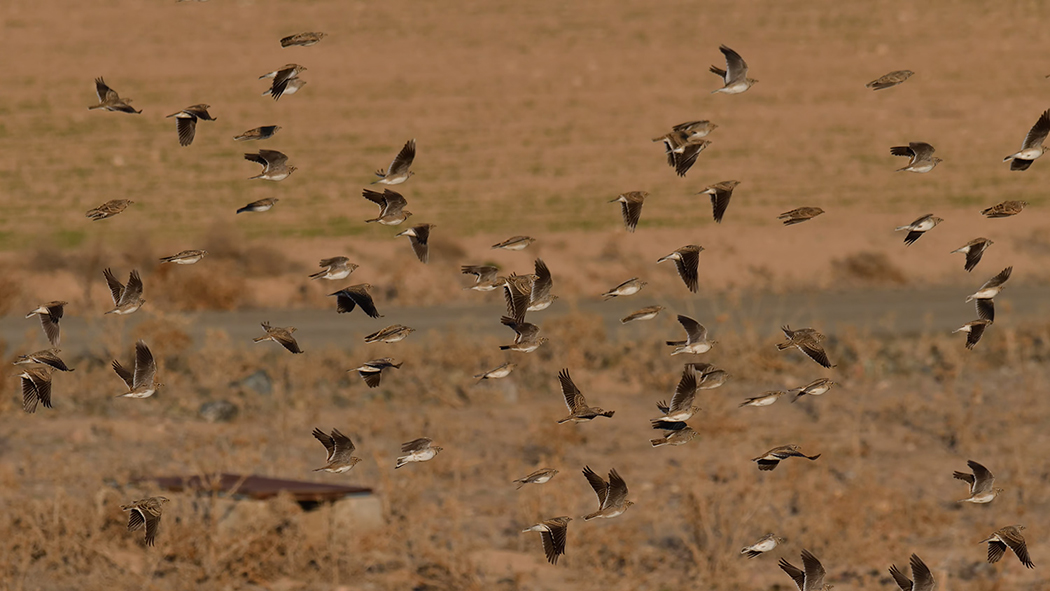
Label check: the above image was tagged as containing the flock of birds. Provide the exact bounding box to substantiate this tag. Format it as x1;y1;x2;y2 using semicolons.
12;32;1041;583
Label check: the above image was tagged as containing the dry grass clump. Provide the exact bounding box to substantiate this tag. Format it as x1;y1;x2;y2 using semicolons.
831;251;908;285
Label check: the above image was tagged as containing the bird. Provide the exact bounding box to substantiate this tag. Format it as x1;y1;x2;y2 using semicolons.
308;257;358;280
710;45;757;94
981;200;1027;218
979;525;1033;568
699;180;740;223
312;428;362;473
581;466;633;520
244;149;296;181
513;468;559;490
966;266;1012;322
556;368;615;423
233;125;281;141
951;238;993;272
462;265;504;291
396;224;434;263
601;278;646;299
739;391;787;408
373;139;416;185
954;319;992;350
499;316;547;352
653;121;718;173
895;213;943;246
652;368;699;423
666;315;715;355
261;78;306;99
866;70;914;90
14;349;73;372
253;322;303;354
1004;109;1050;171
18;366;53;413
281;31;326;47
954;460;1003;503
89;77;141;113
779;549;833;591
890;142;942;173
159;249;207;265
525;259;557;312
649;422;698;447
889;554;935;591
86;199;134;220
328;284;382;317
350;358;402;388
777;326;833;368
657;245;703;293
790;378;835;403
491;236;536;250
112;340;161;398
741;533;786;559
236;198;279;214
671;139;713;177
778;207;825;225
692;363;731;389
103;268;145;315
363;325;415;344
502;274;537;321
362;188;412;225
753;444;821;471
166;104;215;146
610;191;647;232
120;497;170;547
521;516;571;565
474;362;516;382
620;305;665;324
260;64;306;101
395;437;442;468
25;301;66;346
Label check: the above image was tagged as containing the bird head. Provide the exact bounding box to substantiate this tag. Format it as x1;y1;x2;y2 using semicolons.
287;166;298;174
625;500;636;508
433;446;444;453
157;497;171;504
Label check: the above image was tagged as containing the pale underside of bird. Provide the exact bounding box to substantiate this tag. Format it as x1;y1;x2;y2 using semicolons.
328;284;382;317
500;316;547;352
890;142;941;173
667;314;714;355
953;459;1002;503
245;149;296;181
779;549;832;591
895;213;943;246
710;45;756;94
236;198;279;214
396;224;434;263
253;322;303;354
658;245;703;293
741;533;785;559
889;553;935;591
474;362;516;382
26;300;66;346
866;69;914;90
777;326;834;368
739;390;786;407
309;257;358;280
395;437;442;468
364;324;415;343
89;77;141;113
86;199;134;220
954;319;991;350
980;525;1033;568
104;268;145;315
312;428;361;473
521;516;571;565
513;468;559;489
1004;109;1050;171
778;207;825;225
166;104;215;146
602;278;646;299
159;249;207;265
557;368;614;423
112;340;160;398
234;125;281;141
373;139;416;185
121;497;169;547
981;200;1027;218
753;444;821;471
951;238;992;272
582;466;633;520
621;305;664;323
790;378;835;403
351;358;402;388
610;191;647;232
699;180;740;223
15;349;73;372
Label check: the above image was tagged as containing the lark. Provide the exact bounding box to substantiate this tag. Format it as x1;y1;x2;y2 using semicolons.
234;125;280;141
364;324;415;343
777;326;833;368
26;301;66;346
895;213;943;246
86;199;134;220
261;78;306;99
312;428;362;473
14;349;73;372
654;121;717;175
329;283;382;318
951;238;993;272
254;322;303;354
260;64;306;101
779;207;825;225
710;45;757;94
966;266;1012;322
113;340;161;398
866;70;914;90
159;249;207;265
103;268;145;315
650;422;698;447
980;525;1034;568
556;368;614;423
462;265;504;291
672;138;713;177
610;191;647;232
667;315;715;355
982;200;1027;218
474;362;516;382
499;316;547;352
658;245;703;293
1004;109;1050;171
753;444;821;471
373;139;416;185
692;363;731;389
699;180;740;223
514;468;559;489
245;149;296;181
891;142;941;173
396;224;434;263
790;378;835;403
525;259;557;313
492;236;536;250
740;390;787;408
395;437;442;469
582;466;633;520
89;77;141;113
741;533;786;559
954;459;1003;503
121;497;170;547
602;278;647;300
281;31;326;47
236;198;279;214
362;188;412;225
350;358;402;388
309;257;358;280
502;274;537;321
954;319;992;350
621;305;665;324
18;366;53;413
779;549;833;591
652;368;699;424
166;104;215;146
889;554;935;591
522;516;571;565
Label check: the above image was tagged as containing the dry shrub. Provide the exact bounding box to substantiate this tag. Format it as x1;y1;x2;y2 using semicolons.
151;263;245;311
130;314;193;358
0;268;21;315
830;251;907;285
202;225;296;277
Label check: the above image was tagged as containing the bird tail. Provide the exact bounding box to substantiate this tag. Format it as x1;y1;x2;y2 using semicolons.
806;454;821;461
252;336;267;343
395;458;407;469
601;411;615;418
308;270;327;280
582;511;601;521
650;437;668;447
499;345;511;351
513;480;525;490
236;207;250;214
775;341;792;350
894;225;910;231
790;393;805;403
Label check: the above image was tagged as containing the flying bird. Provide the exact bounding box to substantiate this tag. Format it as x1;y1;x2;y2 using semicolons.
954;319;992;350
981;200;1027;218
18;366;53;413
657;245;703;293
236;198;279;214
610;191;647;232
14;349;73;372
474;362;516;382
25;301;66;346
233;125;281;141
710;45;757;94
601;278;646;300
86;199;134;220
556;369;614;423
777;326;833;368
112;340;161;398
895;213;943;246
741;533;785;559
979;525;1033;568
312;428;362;473
753;444;821;471
120;497;170;547
253;322;303;354
890;142;941;173
89;77;141;113
889;554;935;591
373;139;416;185
966;266;1012;322
396;224;434;263
954;459;1003;503
1003;109;1050;171
461;265;504;291
667;315;715;355
513;468;559;490
779;549;833;591
350;358;402;388
362;188;412;225
790;378;835;403
699;180;740;223
260;64;306;101
166;104;215;146
103;268;145;315
491;235;536;250
582;466;633;520
651;368;699;423
159;250;207;265
778;207;825;225
521;516;571;565
620;305;664;324
499;316;547;352
309;257;358;280
281;31;326;47
653;121;717;175
328;284;382;317
364;325;415;344
395;437;442;469
245;149;296;181
951;238;993;272
866;69;914;90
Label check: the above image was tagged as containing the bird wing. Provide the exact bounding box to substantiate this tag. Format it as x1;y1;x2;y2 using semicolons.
964;244;986;272
952;470;976;487
678;315;707;344
40;314;61;347
273;331;303;354
103;268;125;305
558;369;586;412
909;554;935;591
401;438;432;453
910;142;935;160
987;539;1007;564
531;259;553;299
408;226;431;263
620;199;643;232
95;77;118;102
382;189;408;214
21;376;40;413
120;270;144;305
539;529;559;565
582;466;609;504
605;469;629;508
258;149;288;167
800;549;827;591
975;299;994;322
387;139;416;176
889;145;917;159
361;188;388;206
126;507;145;531
548;520;569;562
719;45;748;82
175;115;198;146
982;266;1012;289
779;559;806;591
112;360;134;390
675;248;701;292
673;141;709;177
1000;528;1034;568
710;189;732;223
360;369;383;388
1022;109;1050;150
143;510;161;546
799;341;833;368
318;257;348;268
312;428;336;461
348;288;382;318
667;369;698;412
503;277;532;321
244;152;268;166
330;428;356;458
887;564;913;591
967;460;994;492
132;341;156;388
333;291;358;314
